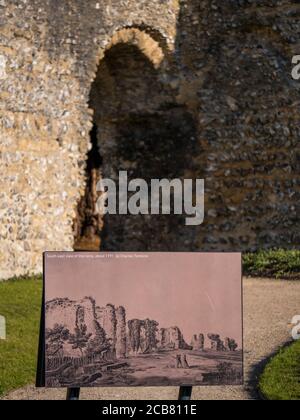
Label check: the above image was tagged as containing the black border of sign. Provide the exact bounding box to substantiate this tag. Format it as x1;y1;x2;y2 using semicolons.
35;254;46;387
36;251;244;389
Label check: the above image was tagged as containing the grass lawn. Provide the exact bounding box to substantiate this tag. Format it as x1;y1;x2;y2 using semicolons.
259;340;300;400
0;276;42;397
243;249;300;279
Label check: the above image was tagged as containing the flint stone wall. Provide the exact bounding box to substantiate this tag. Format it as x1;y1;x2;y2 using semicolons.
0;0;299;278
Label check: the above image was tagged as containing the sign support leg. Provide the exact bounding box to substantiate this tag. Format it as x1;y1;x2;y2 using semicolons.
66;388;81;400
178;386;193;400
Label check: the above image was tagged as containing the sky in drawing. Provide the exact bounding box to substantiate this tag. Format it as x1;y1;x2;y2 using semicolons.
45;252;242;346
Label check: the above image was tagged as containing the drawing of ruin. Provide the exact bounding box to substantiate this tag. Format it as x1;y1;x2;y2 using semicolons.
44;252;243;387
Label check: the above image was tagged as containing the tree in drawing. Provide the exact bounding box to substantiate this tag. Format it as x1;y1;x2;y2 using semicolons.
68;324;92;356
45;324;70;356
68;306;92;356
87;320;111;357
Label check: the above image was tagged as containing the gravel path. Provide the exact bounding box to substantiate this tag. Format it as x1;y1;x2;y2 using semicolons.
3;278;300;400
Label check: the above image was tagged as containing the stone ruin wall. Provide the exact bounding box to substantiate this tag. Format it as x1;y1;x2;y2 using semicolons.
46;297;97;344
159;326;191;350
47;298;128;358
0;0;299;279
96;303;127;358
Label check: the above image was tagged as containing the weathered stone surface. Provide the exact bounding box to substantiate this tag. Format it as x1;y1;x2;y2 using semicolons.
1;1;299;278
0;55;6;79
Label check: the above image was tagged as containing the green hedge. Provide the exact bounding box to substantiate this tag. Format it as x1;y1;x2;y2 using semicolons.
243;249;300;279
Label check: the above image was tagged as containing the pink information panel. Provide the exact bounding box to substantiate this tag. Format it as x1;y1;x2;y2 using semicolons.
42;252;243;388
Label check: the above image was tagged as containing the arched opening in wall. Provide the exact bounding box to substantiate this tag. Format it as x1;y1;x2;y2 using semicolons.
74;33;199;252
